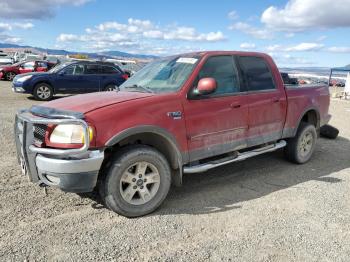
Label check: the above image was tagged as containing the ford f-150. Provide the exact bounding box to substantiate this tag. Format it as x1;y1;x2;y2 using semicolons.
14;51;331;217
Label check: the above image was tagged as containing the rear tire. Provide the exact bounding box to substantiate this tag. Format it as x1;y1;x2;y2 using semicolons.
104;84;118;91
285;122;317;164
100;145;171;217
33;83;53;101
320;124;339;139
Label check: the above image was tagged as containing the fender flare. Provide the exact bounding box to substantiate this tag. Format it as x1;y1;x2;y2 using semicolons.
290;106;321;137
105;125;189;186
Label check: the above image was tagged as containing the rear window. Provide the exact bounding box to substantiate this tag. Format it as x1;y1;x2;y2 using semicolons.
238;56;276;91
37;62;48;68
85;64;100;74
101;65;121;74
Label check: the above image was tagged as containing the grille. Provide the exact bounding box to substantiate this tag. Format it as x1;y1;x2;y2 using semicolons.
33;124;47;145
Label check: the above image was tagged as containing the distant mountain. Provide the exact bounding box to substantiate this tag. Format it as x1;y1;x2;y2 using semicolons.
0;42;157;60
99;50;158;59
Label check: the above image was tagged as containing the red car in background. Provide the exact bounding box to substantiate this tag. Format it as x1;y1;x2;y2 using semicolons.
0;60;56;81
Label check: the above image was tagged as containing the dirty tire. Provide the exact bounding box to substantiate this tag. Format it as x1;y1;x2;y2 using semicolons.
5;72;16;81
320;124;339;139
285;122;317;164
33;83;53;101
100;145;171;217
104;84;118;91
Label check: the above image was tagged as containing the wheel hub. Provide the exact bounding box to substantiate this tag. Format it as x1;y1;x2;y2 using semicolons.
119;161;160;205
136;179;144;187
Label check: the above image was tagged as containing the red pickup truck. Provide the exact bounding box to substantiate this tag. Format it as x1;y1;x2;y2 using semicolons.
15;51;330;217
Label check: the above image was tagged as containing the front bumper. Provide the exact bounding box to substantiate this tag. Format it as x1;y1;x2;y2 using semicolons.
12;82;26;93
36;151;104;192
15;108;104;193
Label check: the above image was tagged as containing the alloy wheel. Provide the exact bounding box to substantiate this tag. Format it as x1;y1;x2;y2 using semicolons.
298;131;314;158
36;86;51;100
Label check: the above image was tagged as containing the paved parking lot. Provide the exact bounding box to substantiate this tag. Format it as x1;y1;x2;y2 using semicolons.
0;80;350;261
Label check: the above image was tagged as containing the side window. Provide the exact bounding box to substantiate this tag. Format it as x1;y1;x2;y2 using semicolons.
102;66;120;74
85;64;100;74
62;64;85;75
37;62;47;68
22;61;35;69
238;56;276;91
196;56;240;95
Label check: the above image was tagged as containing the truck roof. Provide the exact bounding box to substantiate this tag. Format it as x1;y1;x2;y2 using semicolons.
179;50;272;58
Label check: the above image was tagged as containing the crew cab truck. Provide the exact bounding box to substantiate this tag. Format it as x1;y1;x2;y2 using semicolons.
14;51;331;217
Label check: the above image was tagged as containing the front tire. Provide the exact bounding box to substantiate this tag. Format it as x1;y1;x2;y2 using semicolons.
33;83;53;101
100;145;171;217
285;122;317;164
5;72;16;81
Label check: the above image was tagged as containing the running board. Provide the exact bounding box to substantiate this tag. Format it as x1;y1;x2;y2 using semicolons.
183;140;287;174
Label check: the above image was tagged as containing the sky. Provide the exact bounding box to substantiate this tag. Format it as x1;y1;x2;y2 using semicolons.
0;0;350;67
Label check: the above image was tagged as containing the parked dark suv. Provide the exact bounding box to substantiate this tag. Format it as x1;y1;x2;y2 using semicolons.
12;61;128;100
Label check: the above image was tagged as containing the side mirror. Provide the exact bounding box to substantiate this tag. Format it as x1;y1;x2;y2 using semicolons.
196;77;217;95
58;71;65;76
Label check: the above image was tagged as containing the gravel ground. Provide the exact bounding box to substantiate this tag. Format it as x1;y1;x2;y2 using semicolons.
0;81;350;261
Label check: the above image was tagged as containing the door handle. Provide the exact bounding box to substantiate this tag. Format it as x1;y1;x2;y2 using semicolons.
272;98;280;103
230;103;241;109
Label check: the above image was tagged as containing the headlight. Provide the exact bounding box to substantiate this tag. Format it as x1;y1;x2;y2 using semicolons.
16;75;33;82
49;124;93;144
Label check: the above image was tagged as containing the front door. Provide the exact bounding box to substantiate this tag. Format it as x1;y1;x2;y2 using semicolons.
19;61;35;74
55;64;86;93
183;55;249;162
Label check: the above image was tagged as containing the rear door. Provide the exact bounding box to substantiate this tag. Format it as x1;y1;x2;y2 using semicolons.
83;64;101;92
183;55;249;161
35;61;48;72
237;56;286;146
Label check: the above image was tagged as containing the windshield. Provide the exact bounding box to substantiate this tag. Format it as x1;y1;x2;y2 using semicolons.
119;56;200;93
49;62;71;73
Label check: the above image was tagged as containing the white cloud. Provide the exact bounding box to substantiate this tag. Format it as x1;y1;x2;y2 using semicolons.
229;22;273;39
95;19;226;42
0;21;34;44
261;0;350;32
0;0;91;19
13;22;34;29
228;11;239;20
317;35;327;42
269;52;314;66
326;47;350;53
266;43;324;52
285;33;295;38
163;27;225;42
0;22;34;31
57;33;81;42
57;17;226;54
0;23;12;32
240;43;256;49
0;34;21;43
286;43;324;52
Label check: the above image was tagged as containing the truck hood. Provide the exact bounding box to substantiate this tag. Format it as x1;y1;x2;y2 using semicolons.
39;91;154;114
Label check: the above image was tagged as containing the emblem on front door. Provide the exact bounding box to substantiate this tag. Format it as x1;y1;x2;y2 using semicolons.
167;111;182;120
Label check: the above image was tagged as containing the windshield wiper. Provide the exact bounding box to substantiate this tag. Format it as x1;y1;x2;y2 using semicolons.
123;84;154;93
